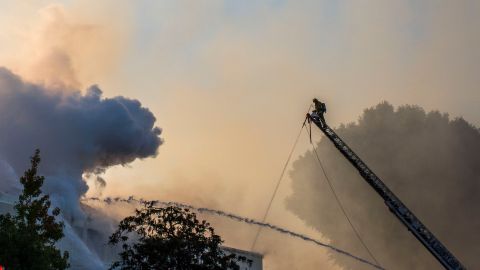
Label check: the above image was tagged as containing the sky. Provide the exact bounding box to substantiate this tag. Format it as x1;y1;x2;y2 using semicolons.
0;1;479;269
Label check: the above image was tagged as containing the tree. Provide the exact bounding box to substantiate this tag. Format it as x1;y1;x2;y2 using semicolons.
109;201;249;270
0;150;69;270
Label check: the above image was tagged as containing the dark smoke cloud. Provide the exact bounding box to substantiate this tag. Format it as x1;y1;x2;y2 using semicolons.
0;67;162;268
0;68;161;174
287;102;479;270
0;66;161;188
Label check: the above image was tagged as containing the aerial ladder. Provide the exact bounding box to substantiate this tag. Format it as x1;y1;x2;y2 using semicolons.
307;99;466;270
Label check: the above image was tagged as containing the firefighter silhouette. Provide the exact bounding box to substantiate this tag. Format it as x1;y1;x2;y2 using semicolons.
312;98;326;125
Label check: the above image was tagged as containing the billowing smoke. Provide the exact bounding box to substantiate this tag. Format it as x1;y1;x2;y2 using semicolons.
0;67;162;268
287;102;479;270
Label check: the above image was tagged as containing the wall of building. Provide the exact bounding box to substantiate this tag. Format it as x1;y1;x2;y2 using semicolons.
222;247;263;270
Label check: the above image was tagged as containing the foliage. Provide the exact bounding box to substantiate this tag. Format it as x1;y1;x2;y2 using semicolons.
0;150;69;270
109;202;248;270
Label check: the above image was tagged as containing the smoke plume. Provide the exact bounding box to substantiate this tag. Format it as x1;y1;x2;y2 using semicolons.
2;4;127;91
287;102;479;269
0;67;162;268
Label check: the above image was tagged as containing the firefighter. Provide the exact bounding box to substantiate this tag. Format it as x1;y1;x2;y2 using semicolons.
312;98;326;125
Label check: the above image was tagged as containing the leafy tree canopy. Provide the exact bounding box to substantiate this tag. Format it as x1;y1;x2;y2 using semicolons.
0;150;69;270
109;202;248;270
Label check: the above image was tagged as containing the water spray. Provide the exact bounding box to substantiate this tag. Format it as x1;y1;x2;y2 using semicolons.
83;196;384;270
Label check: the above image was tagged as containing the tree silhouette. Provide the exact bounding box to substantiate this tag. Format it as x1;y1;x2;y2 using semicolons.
0;150;69;270
288;102;479;270
109;201;248;270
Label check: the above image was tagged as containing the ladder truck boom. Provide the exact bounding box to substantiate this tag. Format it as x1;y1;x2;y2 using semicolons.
307;101;466;270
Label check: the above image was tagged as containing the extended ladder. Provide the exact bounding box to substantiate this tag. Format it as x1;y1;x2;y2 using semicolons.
308;109;465;270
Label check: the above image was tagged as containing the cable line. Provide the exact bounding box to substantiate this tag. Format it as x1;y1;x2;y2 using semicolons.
306;125;382;267
250;106;312;251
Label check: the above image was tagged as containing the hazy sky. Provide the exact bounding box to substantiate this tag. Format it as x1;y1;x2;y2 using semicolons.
0;1;478;268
